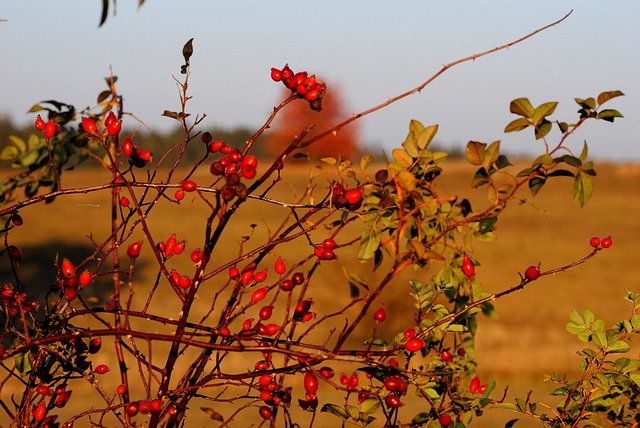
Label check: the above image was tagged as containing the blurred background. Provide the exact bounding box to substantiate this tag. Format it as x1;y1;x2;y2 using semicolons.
1;2;639;426
1;1;638;160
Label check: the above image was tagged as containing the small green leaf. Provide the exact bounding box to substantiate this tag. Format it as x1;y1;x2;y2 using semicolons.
558;155;581;168
532;101;558;124
359;397;381;415
411;412;432;424
359;229;381;261
483;141;500;170
575;97;596;110
492;403;519;412
557;121;569;133
162;110;189;120
596;109;623;122
321;157;337;165
359;154;372;172
321;404;350;420
597;90;624;106
479;217;497;234
0;145;19;161
509;98;534;117
504;117;530;133
573;171;593;206
9;135;27;153
534;119;552;140
417;124;438;149
466;141;486;166
392;148;413;168
181;37;194;74
472;167;489;188
579;142;589;161
396;170;416;192
97;90;111;103
528;175;546;197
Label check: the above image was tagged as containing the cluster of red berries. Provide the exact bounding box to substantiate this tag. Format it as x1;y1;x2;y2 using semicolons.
202;132;259;202
81;112;122;137
469;375;488;394
122;136;153;168
279;271;305;292
34;115;61;139
403;327;426;353
293;299;315;322
56;258;93;301
314;238;337;260
589;235;613;249
256;374;292;420
31;384;75;424
270;65;326;111
339;372;360;391
157;234;186;259
228;263;268;286
122;398;164;417
381;374;409;408
331;183;363;211
1;282;38;318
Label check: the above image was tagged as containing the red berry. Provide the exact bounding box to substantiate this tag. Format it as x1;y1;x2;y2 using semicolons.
321;238;337;249
345;188;363;205
322;248;336;260
94;364;110;375
373;307;387;322
138;400;151;415
208;140;224;153
119;196;130;207
106;119;121;136
280;278;294;291
7;245;23;264
104;111;117;127
36;385;52;396
35;115;46;131
292;272;304;285
61;259;76;277
469;375;481;393
439;414;453;426
440;351;453;363
304;371;318;395
524;265;540;281
404;338;425;353
81;117;98;134
229;266;240;279
173;240;185;255
259;305;273;320
601;236;613;248
251;287;268;304
589;236;601;248
181;180;197;192
258;405;272;420
116;384;127;395
127;241;143;259
319;367;335;379
270;68;282;82
404;328;416;339
462;255;475;278
274;257;286;275
125;402;139;416
44;119;59;139
253;270;268;283
32;402;47;422
384;394;402;408
175;189;185;201
150;399;162;413
89;337;102;353
478;383;488;394
201;131;213;144
121;137;134;157
190;249;203;263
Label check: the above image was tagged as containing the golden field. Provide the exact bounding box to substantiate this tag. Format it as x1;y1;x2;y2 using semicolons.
1;158;639;427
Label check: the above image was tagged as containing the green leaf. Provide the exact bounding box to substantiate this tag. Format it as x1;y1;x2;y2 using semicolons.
359;229;381;261
409;119;425;135
321;404;350;420
417;124;438;149
509;98;534;118
597;90;624;106
396;170;416;192
359;397;381;415
579;142;589;161
573;171;593;206
411;412;432;424
528;175;546;197
479;217;497;234
575;97;596;110
472;167;489;188
557;121;569;133
359;154;372;172
492;403;519;412
532;101;558;125
392;148;413;168
321;157;337;165
534;119;552;140
558;155;581;168
181;38;194;74
483;141;500;170
162;110;189;120
596;109;623;122
466;141;486;166
504;117;530;133
0;145;19;161
9;135;26;153
15;352;32;375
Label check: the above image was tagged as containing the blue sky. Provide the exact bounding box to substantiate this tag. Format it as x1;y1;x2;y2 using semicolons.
1;1;638;160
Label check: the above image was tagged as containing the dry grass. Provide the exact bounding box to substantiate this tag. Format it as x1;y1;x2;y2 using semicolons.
1;159;639;427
